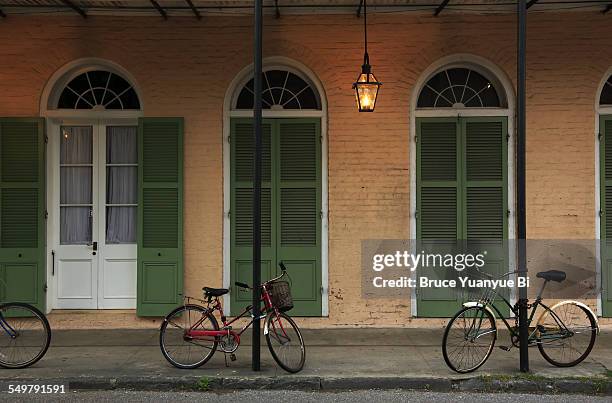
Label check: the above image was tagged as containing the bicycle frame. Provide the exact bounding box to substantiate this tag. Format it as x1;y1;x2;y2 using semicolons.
184;282;278;343
475;284;574;346
0;313;16;339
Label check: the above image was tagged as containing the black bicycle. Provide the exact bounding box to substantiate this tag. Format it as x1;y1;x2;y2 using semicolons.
0;302;51;369
442;269;599;373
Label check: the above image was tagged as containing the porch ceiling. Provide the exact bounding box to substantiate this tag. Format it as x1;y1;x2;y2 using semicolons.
0;0;610;18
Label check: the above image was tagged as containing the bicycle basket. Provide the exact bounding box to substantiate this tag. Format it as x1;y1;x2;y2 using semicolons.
268;281;294;312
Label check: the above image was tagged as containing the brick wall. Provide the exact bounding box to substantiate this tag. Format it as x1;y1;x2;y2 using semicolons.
0;11;611;328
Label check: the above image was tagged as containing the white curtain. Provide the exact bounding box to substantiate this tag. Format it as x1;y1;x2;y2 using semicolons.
60;126;93;245
106;126;137;244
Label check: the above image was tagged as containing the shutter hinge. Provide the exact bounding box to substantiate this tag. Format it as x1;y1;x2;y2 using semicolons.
320;285;324;295
44;135;49;144
320;135;323;144
599;132;603;141
43;283;47;293
415;210;419;219
506;133;511;142
600;210;605;217
414;135;418;143
227;136;231;143
44;210;48;220
227;210;231;219
319;210;324;219
507;209;511;217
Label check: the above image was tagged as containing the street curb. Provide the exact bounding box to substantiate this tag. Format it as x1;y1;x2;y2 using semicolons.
7;375;611;395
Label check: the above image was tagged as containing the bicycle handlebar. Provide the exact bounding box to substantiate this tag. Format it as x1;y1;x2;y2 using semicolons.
233;261;288;290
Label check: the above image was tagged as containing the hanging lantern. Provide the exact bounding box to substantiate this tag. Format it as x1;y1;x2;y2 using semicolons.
353;0;381;112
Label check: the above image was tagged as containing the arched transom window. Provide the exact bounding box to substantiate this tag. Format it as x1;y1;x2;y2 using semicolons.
57;70;141;110
235;69;321;110
601;74;612;106
417;67;504;109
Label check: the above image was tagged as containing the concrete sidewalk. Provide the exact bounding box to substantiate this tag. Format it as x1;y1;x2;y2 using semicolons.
2;328;611;394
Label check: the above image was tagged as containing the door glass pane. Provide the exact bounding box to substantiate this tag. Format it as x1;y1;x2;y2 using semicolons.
106;167;137;204
60;126;93;245
106;206;136;244
61;207;92;245
61;167;92;204
106;126;137;244
61;127;92;164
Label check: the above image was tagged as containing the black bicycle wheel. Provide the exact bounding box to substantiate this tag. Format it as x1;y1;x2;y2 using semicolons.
442;306;497;373
0;303;51;369
537;302;597;367
159;304;219;369
265;311;305;373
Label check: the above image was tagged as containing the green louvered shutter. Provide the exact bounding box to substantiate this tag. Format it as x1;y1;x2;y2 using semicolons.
600;116;612;317
137;118;183;316
276;119;322;316
0;118;45;310
463;117;509;316
417;117;509;317
230;119;275;314
416;118;460;317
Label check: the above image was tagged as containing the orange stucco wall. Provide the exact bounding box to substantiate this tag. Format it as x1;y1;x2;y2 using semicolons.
0;11;611;328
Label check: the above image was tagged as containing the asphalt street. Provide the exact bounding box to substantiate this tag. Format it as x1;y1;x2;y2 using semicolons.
0;390;609;402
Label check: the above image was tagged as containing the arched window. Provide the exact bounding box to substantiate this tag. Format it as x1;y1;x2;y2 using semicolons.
234;69;321;110
601;75;612;106
417;67;504;109
57;70;140;110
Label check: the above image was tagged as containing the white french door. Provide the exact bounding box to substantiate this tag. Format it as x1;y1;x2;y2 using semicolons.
53;121;137;309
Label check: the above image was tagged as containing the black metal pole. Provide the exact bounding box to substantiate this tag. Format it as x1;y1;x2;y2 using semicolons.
517;0;529;373
252;0;263;372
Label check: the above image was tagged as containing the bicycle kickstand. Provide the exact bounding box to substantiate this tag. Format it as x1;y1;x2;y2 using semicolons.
223;352;237;367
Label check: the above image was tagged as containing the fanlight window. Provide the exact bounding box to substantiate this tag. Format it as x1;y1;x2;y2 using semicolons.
417;67;503;108
235;69;321;110
601;75;612;106
57;70;140;110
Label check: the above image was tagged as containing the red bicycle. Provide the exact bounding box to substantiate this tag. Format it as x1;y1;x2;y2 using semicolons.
159;262;305;373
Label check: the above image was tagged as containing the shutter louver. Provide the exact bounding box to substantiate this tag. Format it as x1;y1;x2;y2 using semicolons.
418;119;459;241
234;187;271;247
234;122;271;182
1;188;38;248
420;121;456;181
466;121;503;181
465;118;506;240
143;188;178;248
137;117;183;316
281;188;316;245
467;188;504;239
420;187;457;240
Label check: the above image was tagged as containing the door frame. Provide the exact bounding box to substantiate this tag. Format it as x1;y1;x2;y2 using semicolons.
222;57;329;316
45;116;141;312
409;55;517;317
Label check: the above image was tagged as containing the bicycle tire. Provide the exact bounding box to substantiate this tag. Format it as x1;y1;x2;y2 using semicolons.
442;305;497;373
0;302;51;369
159;304;219;369
265;311;305;373
537;301;597;367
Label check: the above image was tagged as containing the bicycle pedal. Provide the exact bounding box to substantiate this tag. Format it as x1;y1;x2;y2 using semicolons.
498;346;511;351
230;353;237;362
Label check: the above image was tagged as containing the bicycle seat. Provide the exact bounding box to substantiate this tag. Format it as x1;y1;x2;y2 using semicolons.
202;287;229;297
536;270;566;283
